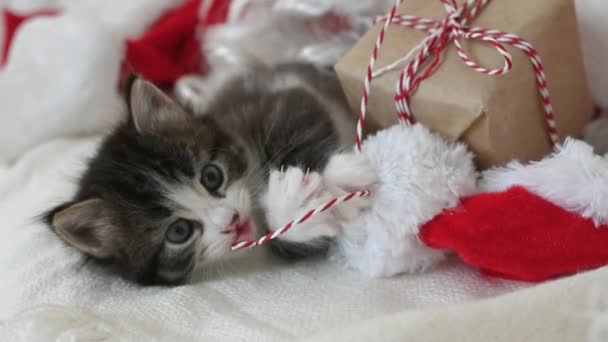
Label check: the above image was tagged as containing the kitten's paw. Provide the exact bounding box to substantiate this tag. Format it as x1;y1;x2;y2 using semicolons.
324;152;377;192
263;167;339;242
323;152;378;220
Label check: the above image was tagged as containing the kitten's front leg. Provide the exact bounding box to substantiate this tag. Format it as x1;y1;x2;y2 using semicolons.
262;154;377;260
262;166;339;259
323;151;378;221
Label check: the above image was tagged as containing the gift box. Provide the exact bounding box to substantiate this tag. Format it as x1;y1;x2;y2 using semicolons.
335;0;593;168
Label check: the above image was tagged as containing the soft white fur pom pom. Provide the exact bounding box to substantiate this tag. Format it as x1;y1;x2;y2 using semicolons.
336;124;477;277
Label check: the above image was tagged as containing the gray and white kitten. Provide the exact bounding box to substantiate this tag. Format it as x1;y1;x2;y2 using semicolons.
44;63;375;285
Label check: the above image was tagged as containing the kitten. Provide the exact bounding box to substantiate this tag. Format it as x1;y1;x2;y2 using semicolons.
44;63;375;285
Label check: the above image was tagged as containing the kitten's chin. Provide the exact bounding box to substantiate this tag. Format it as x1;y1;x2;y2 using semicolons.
197;236;239;266
195;218;258;269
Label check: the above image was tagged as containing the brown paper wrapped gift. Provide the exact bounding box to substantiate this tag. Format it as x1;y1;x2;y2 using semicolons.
335;0;593;168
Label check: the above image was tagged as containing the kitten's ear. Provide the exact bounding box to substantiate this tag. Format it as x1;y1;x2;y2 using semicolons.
126;77;189;134
48;199;119;259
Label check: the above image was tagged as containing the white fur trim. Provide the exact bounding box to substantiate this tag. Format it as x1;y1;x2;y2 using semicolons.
336;124;478;277
481;138;608;226
0;0;183;164
0;12;124;164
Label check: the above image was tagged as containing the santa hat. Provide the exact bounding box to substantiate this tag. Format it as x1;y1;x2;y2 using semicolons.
337;122;608;283
421;138;608;282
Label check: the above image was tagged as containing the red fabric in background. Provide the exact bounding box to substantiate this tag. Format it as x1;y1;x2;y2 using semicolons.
420;186;608;282
2;0;231;85
124;0;230;86
124;0;203;85
1;9;59;66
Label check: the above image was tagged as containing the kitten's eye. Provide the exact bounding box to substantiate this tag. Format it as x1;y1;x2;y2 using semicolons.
166;219;194;244
201;164;224;192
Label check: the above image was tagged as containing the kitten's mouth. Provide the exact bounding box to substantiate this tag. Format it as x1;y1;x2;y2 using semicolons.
223;215;256;242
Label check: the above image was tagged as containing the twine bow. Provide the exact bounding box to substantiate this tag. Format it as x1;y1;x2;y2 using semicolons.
356;0;559;150
232;0;558;251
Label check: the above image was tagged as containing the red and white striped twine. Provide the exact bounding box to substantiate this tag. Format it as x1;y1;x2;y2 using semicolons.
232;190;370;250
232;0;558;251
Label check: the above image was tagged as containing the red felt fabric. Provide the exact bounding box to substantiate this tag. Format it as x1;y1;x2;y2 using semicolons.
123;0;230;86
200;0;231;27
420;186;608;282
1;9;59;66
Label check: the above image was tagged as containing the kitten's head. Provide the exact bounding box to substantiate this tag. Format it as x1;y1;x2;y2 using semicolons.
44;77;256;285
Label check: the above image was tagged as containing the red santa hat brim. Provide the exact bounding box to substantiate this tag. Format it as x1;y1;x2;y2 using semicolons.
420;138;608;282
